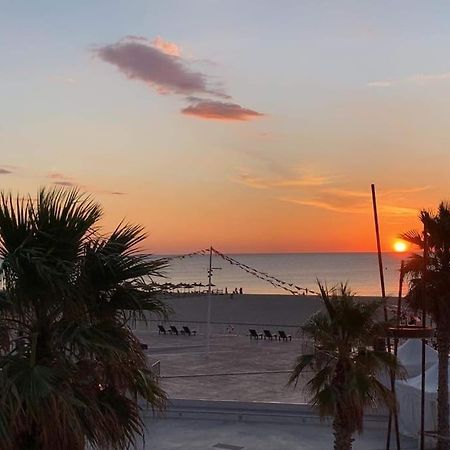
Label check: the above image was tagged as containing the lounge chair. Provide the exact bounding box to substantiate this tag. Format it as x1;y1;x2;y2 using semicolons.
158;325;168;335
170;325;180;336
278;330;292;341
182;326;196;336
249;329;262;340
263;329;277;340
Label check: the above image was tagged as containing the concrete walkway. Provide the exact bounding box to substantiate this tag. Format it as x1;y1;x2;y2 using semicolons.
140;418;417;450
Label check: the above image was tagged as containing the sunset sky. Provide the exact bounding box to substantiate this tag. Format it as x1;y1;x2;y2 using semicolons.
1;1;450;253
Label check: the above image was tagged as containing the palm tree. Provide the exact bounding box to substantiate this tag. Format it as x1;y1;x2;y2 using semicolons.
289;283;401;450
0;187;169;450
401;202;450;450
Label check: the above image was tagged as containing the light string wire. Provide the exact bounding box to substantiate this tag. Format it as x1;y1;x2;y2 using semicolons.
152;248;318;296
211;248;319;296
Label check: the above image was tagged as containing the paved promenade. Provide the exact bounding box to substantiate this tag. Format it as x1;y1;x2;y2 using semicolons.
141;418;417;450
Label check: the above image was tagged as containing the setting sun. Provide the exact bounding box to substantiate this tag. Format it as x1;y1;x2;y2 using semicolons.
393;240;408;253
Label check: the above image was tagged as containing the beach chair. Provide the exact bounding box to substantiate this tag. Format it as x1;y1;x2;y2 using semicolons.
158;325;168;335
278;330;292;341
170;325;180;336
263;329;277;340
249;329;262;340
182;326;196;336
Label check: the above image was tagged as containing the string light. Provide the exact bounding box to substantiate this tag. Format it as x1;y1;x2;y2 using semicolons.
157;247;318;296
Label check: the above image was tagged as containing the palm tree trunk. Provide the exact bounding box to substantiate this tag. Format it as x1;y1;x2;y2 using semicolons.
437;323;450;450
333;411;354;450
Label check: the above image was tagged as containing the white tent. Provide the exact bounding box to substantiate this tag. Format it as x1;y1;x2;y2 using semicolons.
397;339;438;377
396;362;449;440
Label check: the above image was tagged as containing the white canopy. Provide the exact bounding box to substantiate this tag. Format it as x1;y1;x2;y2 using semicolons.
397;339;438;377
396;361;450;440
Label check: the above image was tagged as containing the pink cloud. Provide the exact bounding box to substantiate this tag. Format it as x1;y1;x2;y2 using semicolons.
0;168;12;175
96;36;264;122
181;99;264;121
152;36;181;56
95;38;225;97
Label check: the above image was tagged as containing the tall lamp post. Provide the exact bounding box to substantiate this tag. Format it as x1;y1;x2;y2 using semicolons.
206;246;220;356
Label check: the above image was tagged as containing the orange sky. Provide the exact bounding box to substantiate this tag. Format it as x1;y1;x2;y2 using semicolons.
2;2;449;253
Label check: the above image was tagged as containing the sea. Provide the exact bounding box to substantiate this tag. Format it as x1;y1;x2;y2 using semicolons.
154;252;409;297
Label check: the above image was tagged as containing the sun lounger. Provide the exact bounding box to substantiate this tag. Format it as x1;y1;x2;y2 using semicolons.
249;329;262;340
278;330;292;341
170;325;180;336
158;325;168;335
263;329;277;340
182;326;196;336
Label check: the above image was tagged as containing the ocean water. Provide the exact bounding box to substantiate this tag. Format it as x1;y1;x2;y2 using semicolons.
154;252;408;297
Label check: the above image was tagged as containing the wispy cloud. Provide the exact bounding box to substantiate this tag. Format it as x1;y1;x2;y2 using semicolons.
47;172;70;180
367;80;394;88
409;72;450;83
236;168;424;218
94;36;262;121
182;99;264;121
47;172;80;188
280;187;420;217
0;168;13;175
53;181;76;187
235;171;332;190
367;71;450;88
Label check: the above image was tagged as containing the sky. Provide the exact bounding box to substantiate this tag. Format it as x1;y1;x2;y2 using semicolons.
1;0;450;254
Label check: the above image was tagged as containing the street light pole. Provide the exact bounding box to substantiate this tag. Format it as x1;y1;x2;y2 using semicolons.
206;246;213;356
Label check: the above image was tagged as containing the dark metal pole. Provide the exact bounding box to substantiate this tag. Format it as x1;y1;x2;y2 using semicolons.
391;261;405;450
371;184;387;303
395;261;405;354
371;184;399;449
420;226;429;450
206;246;213;356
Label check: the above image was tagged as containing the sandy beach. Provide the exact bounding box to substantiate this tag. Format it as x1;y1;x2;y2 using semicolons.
135;293;395;336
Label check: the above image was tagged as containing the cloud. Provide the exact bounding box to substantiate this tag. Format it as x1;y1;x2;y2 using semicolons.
409;72;450;83
280;187;418;217
237;169;422;218
124;35;181;56
0;168;12;175
110;191;126;195
235;171;332;189
152;36;181;56
94;37;225;97
367;71;450;88
46;172;80;187
52;180;77;187
181;99;264;121
47;172;70;180
367;80;394;88
281;197;366;214
95;36;262;122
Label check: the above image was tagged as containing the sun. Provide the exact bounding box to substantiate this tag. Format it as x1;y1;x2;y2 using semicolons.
393;240;408;253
